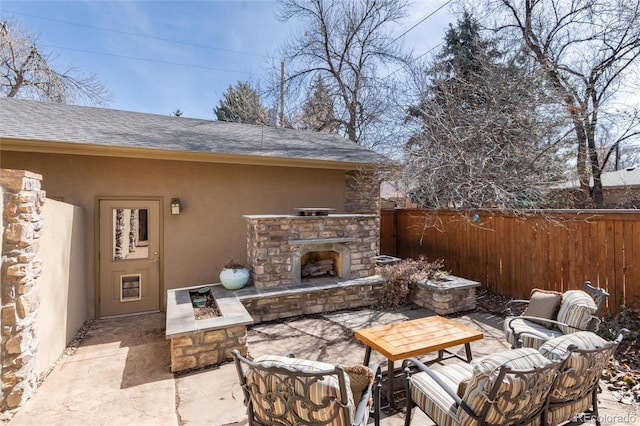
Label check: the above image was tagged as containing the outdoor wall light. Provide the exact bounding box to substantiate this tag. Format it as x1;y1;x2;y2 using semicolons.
171;198;181;215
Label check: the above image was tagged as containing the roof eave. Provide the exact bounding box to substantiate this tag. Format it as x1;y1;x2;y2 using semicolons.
0;138;384;171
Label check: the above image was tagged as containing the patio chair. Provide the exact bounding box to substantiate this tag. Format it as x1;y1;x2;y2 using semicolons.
504;281;608;349
538;330;627;426
402;347;565;426
231;349;381;426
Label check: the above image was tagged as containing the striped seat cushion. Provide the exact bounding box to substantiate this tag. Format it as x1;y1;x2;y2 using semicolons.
459;348;555;426
538;331;608;361
246;355;354;425
546;395;593;425
410;362;473;426
538;331;613;404
504;316;564;349
556;290;598;334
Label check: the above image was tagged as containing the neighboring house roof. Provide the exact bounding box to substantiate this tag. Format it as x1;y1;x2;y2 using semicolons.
600;167;640;188
0;98;389;169
556;167;640;189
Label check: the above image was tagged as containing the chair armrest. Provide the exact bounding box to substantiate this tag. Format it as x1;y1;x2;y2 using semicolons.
402;358;480;421
615;329;629;344
514;329;557;347
509;316;613;348
371;363;382;426
506;315;585;334
352;363;381;426
582;281;609;316
504;299;529;316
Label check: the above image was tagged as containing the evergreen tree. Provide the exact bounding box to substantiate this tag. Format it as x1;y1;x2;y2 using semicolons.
441;12;493;80
214;81;268;125
298;76;338;133
405;13;567;210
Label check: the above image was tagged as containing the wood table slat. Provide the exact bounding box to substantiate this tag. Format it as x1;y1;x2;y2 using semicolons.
354;316;483;361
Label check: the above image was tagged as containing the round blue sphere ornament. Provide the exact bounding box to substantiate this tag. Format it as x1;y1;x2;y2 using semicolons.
473;213;480;222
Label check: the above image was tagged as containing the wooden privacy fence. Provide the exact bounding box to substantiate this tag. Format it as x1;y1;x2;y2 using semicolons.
380;209;640;314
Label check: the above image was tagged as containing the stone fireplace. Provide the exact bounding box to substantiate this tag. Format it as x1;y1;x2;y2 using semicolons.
244;212;379;289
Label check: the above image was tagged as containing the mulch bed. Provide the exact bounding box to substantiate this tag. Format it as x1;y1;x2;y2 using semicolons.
189;288;221;320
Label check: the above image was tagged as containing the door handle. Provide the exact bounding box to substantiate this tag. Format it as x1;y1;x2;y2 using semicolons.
149;258;160;263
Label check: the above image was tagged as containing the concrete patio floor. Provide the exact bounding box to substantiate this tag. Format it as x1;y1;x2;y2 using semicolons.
7;307;638;425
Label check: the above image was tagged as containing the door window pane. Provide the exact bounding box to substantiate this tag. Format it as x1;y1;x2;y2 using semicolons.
112;208;149;260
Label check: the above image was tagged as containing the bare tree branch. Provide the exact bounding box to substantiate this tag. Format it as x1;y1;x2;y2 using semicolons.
1;19;111;105
485;0;640;207
404;12;569;210
276;0;410;147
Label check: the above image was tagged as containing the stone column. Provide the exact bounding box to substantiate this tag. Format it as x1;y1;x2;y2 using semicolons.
345;170;381;255
0;169;45;413
345;170;381;214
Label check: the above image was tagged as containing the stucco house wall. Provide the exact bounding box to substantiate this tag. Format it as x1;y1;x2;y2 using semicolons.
37;199;87;374
0;98;387;319
2;151;353;318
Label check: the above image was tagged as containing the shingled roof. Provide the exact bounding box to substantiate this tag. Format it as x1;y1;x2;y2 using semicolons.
0;98;389;169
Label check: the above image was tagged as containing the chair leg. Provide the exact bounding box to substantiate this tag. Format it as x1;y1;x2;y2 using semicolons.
592;387;601;426
374;369;382;426
404;370;413;426
404;405;412;426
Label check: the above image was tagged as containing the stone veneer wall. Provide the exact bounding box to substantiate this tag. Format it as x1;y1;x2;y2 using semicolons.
166;278;383;372
167;274;485;372
412;279;479;315
241;279;382;323
169;325;247;372
345;170;380;214
245;215;379;289
0;170;45;413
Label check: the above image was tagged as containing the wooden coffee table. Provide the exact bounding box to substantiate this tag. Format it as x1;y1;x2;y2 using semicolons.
354;315;484;405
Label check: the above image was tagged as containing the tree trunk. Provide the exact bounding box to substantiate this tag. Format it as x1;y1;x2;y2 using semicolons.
572;114;589;193
6;73;23;97
588;134;605;208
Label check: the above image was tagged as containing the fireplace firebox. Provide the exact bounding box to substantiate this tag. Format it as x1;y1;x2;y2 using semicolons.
301;251;339;279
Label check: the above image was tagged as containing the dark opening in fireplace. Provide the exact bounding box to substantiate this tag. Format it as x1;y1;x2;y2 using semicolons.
300;251;342;280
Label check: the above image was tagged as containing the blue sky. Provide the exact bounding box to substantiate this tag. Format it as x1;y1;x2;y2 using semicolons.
1;0;456;120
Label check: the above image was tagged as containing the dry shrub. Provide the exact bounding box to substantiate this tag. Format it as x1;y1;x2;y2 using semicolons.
597;306;640;405
375;258;445;309
598;306;640;343
598;306;640;370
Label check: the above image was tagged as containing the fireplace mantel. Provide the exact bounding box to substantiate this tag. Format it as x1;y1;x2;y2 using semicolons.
289;237;357;245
